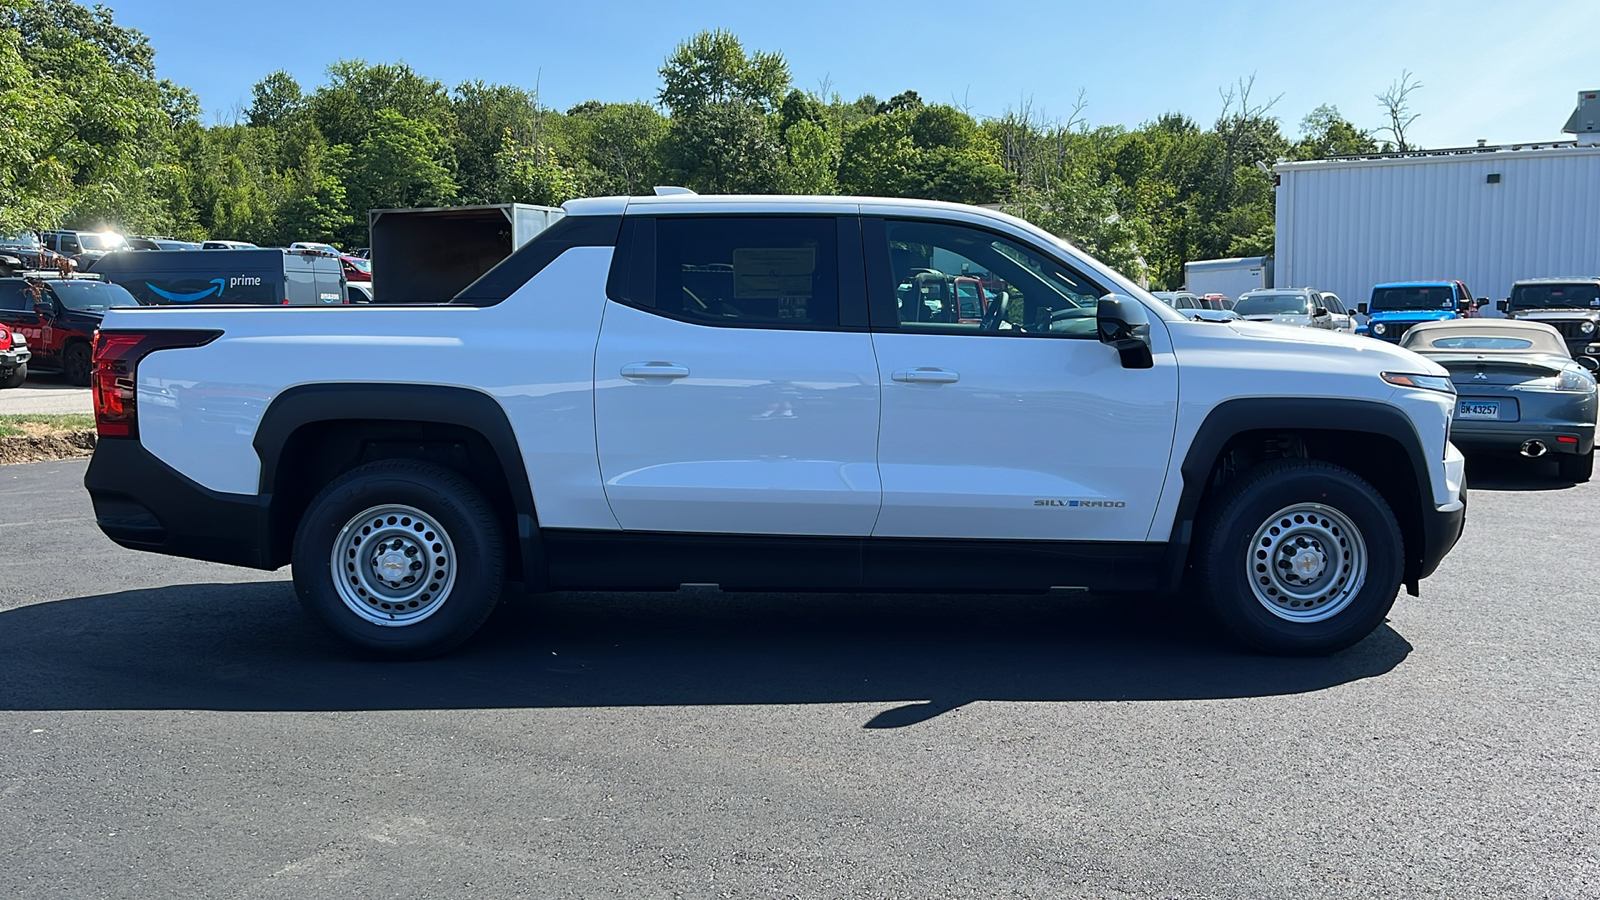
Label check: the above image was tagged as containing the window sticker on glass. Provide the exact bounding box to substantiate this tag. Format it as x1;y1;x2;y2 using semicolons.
732;248;816;300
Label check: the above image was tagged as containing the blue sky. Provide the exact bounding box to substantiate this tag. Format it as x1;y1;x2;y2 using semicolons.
116;0;1596;147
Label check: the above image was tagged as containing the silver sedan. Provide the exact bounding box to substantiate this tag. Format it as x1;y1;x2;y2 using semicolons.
1402;319;1598;482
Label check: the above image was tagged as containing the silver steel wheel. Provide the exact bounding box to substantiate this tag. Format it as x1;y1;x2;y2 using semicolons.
1246;503;1368;623
330;504;458;627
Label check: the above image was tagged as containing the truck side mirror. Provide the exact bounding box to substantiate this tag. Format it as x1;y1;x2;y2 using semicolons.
1357;303;1369;315
1313;306;1329;317
1475;298;1489;308
1496;299;1509;314
1097;294;1154;369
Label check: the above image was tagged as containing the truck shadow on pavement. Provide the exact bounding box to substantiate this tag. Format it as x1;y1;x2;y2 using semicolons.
0;583;1411;727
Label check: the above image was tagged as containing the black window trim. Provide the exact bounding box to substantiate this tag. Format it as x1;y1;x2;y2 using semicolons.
451;214;623;308
862;214;1110;340
605;213;870;334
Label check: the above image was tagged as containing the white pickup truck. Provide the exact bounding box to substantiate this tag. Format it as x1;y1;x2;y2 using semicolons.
83;193;1467;658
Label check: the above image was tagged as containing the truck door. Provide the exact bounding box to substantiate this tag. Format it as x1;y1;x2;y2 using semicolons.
593;214;882;536
0;281;52;364
863;214;1179;543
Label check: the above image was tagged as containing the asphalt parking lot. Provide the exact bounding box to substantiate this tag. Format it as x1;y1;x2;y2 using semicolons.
0;375;93;415
2;457;1597;898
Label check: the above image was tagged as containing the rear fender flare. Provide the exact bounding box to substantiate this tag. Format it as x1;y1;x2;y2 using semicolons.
254;383;546;591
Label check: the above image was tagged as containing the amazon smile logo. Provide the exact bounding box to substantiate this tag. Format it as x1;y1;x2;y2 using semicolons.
146;278;227;302
143;276;262;302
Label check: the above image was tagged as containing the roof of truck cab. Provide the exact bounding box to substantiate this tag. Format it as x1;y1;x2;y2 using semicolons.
562;193;1024;222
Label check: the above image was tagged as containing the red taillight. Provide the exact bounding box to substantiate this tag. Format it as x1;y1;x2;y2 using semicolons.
92;329;221;439
1557;435;1579;444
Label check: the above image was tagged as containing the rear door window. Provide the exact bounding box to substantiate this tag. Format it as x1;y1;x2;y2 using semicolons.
648;216;841;329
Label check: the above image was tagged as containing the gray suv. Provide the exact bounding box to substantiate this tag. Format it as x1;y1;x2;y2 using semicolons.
1235;287;1342;331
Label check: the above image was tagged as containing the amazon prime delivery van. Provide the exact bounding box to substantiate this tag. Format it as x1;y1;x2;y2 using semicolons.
90;249;346;306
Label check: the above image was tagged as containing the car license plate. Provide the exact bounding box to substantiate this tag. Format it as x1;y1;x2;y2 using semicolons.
1457;401;1499;419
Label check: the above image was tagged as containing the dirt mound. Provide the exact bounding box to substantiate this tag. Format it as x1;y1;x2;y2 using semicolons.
0;429;96;465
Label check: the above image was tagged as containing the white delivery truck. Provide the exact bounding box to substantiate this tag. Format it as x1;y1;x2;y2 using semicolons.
1185;256;1273;300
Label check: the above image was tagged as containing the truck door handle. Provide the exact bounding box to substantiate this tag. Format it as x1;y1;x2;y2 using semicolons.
621;362;690;379
891;367;960;384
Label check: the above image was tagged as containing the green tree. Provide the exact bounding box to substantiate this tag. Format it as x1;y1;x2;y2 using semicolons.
560;101;668;196
247;70;304;129
657;29;789;117
490;127;577;206
346;109;457;219
1290;104;1377;160
451;80;541;203
661;101;783;194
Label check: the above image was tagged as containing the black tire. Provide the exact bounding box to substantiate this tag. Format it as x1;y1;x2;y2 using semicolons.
63;342;92;386
1193;459;1404;656
0;363;24;389
1559;450;1593;484
291;459;505;659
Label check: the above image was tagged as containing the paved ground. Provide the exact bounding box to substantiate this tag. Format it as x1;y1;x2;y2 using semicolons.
1;457;1596;898
0;374;92;415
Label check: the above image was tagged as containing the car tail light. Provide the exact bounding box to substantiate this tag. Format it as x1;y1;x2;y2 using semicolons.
92;329;221;438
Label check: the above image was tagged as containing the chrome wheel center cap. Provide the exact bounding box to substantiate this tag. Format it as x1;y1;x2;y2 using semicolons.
375;551;409;582
1292;549;1325;579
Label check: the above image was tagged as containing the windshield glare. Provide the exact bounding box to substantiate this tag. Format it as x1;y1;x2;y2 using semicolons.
1;232;41;250
1512;284;1600;309
78;233;128;252
50;280;140;311
1372;285;1455;311
1235;293;1311;316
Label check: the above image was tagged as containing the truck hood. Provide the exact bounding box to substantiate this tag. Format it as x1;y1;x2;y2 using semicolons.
1511;309;1600;322
1368;309;1457;324
1217;320;1448;375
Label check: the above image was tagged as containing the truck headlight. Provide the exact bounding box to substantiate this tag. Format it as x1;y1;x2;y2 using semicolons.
1373;322;1387;335
1382;372;1456;394
1583;321;1596;335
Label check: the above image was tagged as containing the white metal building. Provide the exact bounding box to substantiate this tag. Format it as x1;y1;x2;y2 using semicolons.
1273;141;1600;308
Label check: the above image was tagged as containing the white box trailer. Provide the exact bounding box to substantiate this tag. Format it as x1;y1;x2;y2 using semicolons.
1274;141;1600;313
368;203;563;304
1183;256;1273;299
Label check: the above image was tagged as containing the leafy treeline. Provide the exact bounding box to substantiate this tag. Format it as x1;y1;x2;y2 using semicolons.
3;1;1390;288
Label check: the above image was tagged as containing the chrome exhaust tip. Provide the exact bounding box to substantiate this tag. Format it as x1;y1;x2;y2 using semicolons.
1521;440;1548;458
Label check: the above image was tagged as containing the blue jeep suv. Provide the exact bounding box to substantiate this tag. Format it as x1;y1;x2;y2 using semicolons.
1357;280;1483;343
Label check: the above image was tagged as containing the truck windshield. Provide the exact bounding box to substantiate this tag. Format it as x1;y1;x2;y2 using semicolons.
1371;285;1454;310
49;280;140;312
0;232;41;250
78;233;129;252
1235;293;1311;316
1511;283;1600;309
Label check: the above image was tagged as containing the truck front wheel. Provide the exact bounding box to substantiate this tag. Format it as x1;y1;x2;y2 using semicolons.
1193;459;1403;656
291;459;505;658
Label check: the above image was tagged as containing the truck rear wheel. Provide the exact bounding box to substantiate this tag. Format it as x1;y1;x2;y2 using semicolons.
1193;459;1403;656
291;459;505;658
64;342;92;386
